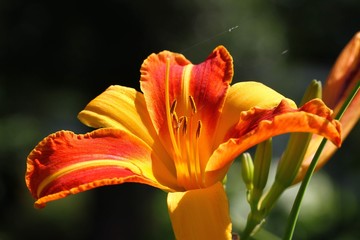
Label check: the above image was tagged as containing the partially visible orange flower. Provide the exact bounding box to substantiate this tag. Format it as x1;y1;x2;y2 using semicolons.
296;32;360;182
26;46;341;240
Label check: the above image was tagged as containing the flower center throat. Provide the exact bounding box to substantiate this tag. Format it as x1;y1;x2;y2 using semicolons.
165;58;204;190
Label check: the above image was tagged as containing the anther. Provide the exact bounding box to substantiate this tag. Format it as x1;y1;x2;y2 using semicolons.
196;121;202;139
170;99;177;114
178;116;185;124
182;117;188;135
189;96;197;114
172;113;179;129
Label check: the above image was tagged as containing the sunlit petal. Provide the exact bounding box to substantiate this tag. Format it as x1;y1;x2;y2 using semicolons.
167;182;232;240
205;99;341;184
77;85;178;182
140;50;190;135
26;129;178;208
213;81;296;148
78;85;156;146
140;46;233;165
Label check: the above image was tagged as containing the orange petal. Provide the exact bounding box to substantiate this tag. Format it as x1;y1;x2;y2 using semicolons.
323;31;360;148
296;83;359;183
167;182;232;240
205;99;341;184
296;32;360;183
323;32;360;109
26;129;178;208
322;31;360;155
140;46;233;162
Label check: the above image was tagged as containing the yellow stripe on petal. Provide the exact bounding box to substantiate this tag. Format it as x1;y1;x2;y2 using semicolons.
26;129;179;208
34;173;158;209
167;182;232;240
36;159;142;198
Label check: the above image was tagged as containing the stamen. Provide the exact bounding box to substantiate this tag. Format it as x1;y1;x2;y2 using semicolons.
170;99;177;114
163;61;205;189
178;116;185;123
196;121;202;139
172;113;179;129
189;96;197;114
182;117;188;135
194;120;203;188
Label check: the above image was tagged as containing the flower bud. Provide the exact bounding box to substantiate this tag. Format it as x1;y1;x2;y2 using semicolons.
300;79;322;106
253;139;272;192
259;81;320;213
241;152;254;192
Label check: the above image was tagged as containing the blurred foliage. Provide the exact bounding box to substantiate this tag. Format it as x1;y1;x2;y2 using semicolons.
0;0;359;239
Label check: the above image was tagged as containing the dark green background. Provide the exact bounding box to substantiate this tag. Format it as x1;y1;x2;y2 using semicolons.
1;0;359;239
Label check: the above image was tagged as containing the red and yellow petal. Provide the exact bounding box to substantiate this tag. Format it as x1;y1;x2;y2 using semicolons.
140;46;233;162
205;99;341;185
26;128;178;208
167;182;232;240
77;85;178;184
213;81;296;149
140;49;191;135
192;46;234;165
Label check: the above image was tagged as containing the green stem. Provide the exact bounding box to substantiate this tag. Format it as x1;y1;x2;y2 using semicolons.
283;81;360;240
241;210;265;240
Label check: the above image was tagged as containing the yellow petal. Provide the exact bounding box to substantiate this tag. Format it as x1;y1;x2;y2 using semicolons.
78;85;157;147
213;81;296;148
167;182;232;240
78;86;178;183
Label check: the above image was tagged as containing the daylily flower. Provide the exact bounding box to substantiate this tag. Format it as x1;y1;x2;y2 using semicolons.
296;32;360;182
26;46;341;240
